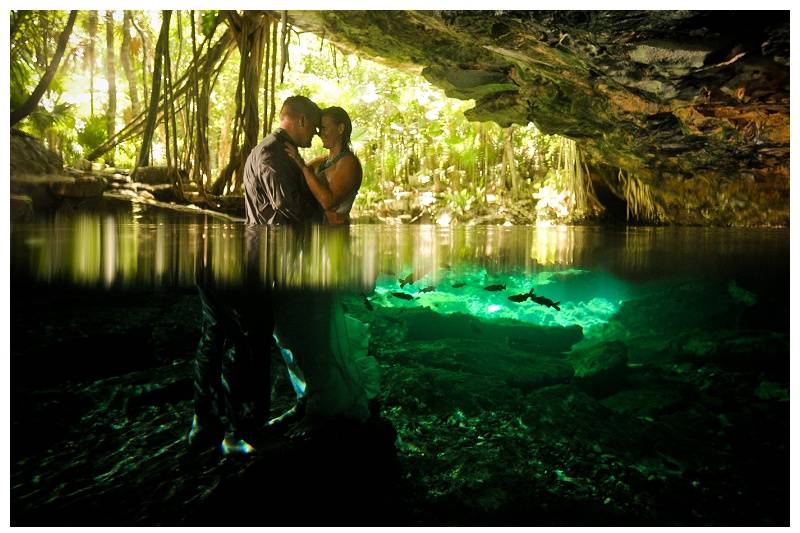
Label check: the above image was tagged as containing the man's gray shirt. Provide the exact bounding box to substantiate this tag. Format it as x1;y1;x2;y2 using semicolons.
243;129;322;225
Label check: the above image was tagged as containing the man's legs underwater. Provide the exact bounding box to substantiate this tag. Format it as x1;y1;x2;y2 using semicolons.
221;287;274;444
189;285;227;448
190;285;274;454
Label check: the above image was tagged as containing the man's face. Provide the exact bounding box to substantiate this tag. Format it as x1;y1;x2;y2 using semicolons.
297;115;320;148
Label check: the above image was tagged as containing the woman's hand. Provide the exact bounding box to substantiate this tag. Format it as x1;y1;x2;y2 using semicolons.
284;143;306;169
324;210;348;225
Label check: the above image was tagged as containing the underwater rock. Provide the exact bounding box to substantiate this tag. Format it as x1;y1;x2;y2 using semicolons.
595;282;742;365
566;340;628;396
520;384;667;461
708;332;789;377
382;365;521;414
600;385;686;417
672;327;788;379
385;338;575;397
382;307;583;357
754;381;789;402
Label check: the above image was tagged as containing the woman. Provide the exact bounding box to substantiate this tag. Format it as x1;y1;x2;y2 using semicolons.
275;107;377;437
285;106;362;224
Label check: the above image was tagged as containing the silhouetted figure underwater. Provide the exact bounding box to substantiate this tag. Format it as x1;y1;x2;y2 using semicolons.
280;105;379;438
190;95;323;455
189;226;274;455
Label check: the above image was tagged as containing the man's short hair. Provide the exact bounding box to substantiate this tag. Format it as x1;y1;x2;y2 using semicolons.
280;95;321;123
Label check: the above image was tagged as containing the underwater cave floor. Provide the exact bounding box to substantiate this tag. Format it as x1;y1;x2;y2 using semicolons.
10;285;789;526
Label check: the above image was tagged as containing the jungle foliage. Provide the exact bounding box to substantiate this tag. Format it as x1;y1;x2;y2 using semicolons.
10;10;615;224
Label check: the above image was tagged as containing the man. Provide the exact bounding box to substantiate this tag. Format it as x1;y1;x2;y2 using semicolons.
189;96;322;455
244;95;323;225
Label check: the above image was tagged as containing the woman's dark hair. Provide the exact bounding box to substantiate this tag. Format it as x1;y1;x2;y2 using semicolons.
322;106;352;149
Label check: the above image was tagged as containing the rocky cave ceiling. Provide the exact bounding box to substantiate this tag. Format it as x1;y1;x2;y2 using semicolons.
286;10;789;226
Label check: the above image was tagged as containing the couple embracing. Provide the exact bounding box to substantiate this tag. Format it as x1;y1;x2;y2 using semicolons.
190;95;378;455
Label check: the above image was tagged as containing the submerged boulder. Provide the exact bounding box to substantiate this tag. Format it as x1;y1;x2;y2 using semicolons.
386;337;575;397
381;306;583;356
566;340;628;396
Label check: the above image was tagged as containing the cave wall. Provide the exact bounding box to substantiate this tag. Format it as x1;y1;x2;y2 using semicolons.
288;10;789;226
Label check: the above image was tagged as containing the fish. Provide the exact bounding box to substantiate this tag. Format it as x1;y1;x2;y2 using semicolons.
398;272;415;288
528;289;561;311
361;293;374;311
470;321;482;334
391;292;415;301
508;287;536;303
483;284;506;292
451;282;466;288
508;287;561;310
419;285;436;293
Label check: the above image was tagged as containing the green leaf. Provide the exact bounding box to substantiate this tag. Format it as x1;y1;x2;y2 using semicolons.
201;11;219;39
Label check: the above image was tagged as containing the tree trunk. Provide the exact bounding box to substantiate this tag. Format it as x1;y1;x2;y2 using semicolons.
190;10;210;201
86;27;233;161
210;12;265;195
261;17;272;138
137;10;172;169
105;11;117;164
130;14;150;111
279;11;288;83
268;19;278;131
37;12;49;70
162;21;185;201
120;12;140;116
88;11;98;116
10;11;77;126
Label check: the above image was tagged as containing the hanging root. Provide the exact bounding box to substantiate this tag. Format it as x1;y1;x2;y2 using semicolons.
558;137;603;218
617;169;664;222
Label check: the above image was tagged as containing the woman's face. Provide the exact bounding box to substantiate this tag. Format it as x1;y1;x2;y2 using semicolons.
318;115;343;149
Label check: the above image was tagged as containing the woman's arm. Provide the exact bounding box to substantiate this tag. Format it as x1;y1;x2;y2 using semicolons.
285;144;361;211
306;155;326;171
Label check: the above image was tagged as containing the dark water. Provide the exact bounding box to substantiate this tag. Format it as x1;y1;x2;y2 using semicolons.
10;203;790;525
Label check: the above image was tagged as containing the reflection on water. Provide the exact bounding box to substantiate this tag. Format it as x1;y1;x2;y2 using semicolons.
11;209;789;291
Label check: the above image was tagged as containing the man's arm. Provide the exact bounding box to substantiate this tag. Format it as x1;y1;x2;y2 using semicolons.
259;147;311;223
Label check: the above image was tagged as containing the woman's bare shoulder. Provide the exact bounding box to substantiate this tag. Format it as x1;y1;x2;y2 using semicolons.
339;152;362;171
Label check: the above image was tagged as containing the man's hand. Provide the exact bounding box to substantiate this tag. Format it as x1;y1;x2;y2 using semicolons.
284;143;306;170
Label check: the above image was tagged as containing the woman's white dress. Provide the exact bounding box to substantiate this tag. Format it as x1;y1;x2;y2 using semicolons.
272;158;378;421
